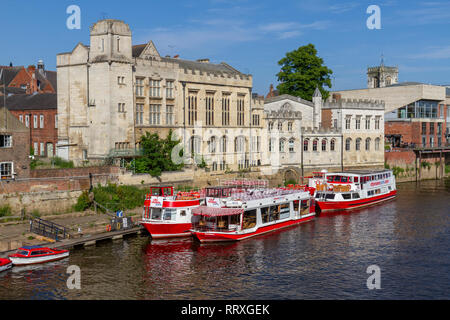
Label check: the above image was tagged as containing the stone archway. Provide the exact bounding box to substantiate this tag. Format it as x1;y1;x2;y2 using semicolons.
283;166;302;184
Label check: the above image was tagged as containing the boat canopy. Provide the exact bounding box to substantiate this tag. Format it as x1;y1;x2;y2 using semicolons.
192;206;244;217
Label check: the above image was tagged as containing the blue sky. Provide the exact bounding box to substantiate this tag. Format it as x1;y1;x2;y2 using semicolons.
2;0;450;94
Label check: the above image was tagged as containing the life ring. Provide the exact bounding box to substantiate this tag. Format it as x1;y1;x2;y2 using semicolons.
106;225;111;232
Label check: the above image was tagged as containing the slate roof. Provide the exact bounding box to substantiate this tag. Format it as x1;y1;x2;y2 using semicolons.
162;57;244;75
0;66;22;86
0;93;57;110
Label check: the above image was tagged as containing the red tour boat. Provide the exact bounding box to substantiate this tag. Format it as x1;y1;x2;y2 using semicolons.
140;186;204;239
0;258;12;272
190;186;316;243
8;246;69;266
310;169;397;213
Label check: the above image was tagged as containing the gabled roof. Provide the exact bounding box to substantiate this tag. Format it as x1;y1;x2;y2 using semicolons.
0;66;22;86
265;94;314;107
0;93;57;110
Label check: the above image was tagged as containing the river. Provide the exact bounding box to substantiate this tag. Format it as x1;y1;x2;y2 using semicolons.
0;179;449;300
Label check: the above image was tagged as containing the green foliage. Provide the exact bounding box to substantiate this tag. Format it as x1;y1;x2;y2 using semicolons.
133;130;184;177
51;157;74;168
421;161;432;169
392;166;405;177
0;205;12;217
276;44;333;101
384;163;390;170
284;179;297;186
445;164;450;174
73;190;91;212
89;183;148;213
197;156;208;169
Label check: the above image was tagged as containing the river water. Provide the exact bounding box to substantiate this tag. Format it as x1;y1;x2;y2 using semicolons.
0;179;449;300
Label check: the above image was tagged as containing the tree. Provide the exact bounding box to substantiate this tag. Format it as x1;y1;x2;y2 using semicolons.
133;130;184;177
276;44;333;101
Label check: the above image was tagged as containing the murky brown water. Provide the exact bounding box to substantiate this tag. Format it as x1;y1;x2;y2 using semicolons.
0;179;449;299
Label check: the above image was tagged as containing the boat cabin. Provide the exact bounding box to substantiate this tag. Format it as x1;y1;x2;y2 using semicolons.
150;186;174;197
11;246;56;258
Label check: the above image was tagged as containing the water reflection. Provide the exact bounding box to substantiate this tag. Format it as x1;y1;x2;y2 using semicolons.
0;179;448;299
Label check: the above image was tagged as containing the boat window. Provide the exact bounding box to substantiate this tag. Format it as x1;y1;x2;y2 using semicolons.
269;205;280;222
341;176;349;183
388;186;391;191
151;208;162;220
30;251;46;256
354;177;359;183
280;203;290;219
261;207;270;223
352;193;360;199
334;176;341;182
375;189;381;195
300;200;310;215
325;194;335;200
315;193;322;199
17;250;29;256
327;176;334;183
180;210;186;217
242;209;257;229
163;209;177;221
342;193;351;200
293;200;299;212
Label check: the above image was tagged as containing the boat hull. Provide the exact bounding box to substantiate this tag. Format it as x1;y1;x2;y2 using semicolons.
141;221;192;239
192;214;315;243
0;260;12;272
317;190;397;213
9;252;69;266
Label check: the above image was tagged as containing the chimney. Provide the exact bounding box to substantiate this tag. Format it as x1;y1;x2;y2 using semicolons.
197;58;210;63
173;55;180;59
332;93;342;101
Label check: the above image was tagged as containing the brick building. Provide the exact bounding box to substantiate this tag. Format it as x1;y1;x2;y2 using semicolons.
0;93;57;157
0;60;56;96
0;107;30;179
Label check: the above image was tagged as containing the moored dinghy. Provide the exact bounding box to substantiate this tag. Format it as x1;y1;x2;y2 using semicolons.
0;258;12;272
8;246;69;266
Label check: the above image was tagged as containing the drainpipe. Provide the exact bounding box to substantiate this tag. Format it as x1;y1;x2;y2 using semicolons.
182;81;186;158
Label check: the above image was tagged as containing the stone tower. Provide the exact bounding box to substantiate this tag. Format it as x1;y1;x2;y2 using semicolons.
56;19;135;164
312;87;322;128
367;57;398;88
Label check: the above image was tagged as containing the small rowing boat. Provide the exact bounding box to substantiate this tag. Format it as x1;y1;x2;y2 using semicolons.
8;246;69;266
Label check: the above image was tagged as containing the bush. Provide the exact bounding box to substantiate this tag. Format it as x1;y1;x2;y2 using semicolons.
0;205;12;217
51;157;74;169
421;161;432;169
73;190;91;212
75;183;148;213
284;179;297;186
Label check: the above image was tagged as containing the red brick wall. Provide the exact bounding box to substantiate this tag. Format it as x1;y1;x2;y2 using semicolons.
10;109;57;157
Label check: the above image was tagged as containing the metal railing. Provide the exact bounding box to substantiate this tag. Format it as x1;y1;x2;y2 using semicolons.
30;218;70;241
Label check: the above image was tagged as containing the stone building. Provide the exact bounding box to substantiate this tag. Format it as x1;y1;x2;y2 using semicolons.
367;60;398;88
0;107;30;179
57;19;264;169
0;94;58;157
261;89;385;180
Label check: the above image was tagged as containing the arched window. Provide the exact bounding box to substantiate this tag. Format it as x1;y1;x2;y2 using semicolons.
288;122;293;132
220;136;227;153
235;136;245;153
190;136;201;155
208;136;216;154
278;121;283;132
365;138;371;151
345;138;352;151
356;138;361;151
212;162;218;171
303;139;309;151
289;139;295;153
269;138;276;153
268;122;273;131
279;139;285;153
375;138;381;151
322;139;327;151
313;139;319;151
330;139;336;151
